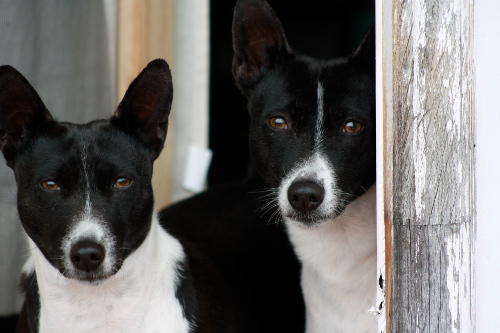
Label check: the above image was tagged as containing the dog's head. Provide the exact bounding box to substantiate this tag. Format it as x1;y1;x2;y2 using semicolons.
232;0;375;228
0;59;173;283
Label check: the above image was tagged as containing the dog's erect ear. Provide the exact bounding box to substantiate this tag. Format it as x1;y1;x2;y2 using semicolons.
232;0;291;92
0;65;54;167
350;24;375;78
112;59;173;161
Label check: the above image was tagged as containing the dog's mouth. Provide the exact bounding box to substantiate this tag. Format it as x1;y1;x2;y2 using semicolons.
60;269;117;285
284;211;337;228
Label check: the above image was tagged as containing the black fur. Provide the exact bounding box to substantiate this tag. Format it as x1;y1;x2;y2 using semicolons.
233;0;376;216
1;58;304;332
0;59;174;332
0;61;172;284
174;259;199;330
17;272;39;333
159;176;305;333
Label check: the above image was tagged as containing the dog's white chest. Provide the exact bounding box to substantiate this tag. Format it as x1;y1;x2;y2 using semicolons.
30;218;191;333
38;283;188;333
286;186;377;333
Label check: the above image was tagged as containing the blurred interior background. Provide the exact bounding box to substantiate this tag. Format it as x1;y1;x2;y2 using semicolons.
0;0;373;329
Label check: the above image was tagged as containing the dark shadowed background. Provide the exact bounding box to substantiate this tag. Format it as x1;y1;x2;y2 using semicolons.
208;0;375;186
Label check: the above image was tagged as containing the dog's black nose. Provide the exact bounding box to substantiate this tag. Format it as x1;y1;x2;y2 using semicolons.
287;180;325;212
70;240;105;272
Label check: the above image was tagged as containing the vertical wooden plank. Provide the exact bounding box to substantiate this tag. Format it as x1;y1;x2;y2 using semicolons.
118;0;175;209
387;0;475;331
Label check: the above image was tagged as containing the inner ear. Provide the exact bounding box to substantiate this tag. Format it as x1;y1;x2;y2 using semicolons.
0;65;53;165
112;59;173;161
232;0;291;90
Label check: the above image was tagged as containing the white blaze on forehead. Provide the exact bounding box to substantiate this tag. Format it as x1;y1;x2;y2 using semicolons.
59;146;116;275
314;81;325;150
81;147;92;215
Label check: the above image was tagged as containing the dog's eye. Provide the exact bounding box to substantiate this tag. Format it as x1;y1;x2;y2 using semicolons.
343;120;363;134
114;177;132;189
41;180;61;191
269;116;288;130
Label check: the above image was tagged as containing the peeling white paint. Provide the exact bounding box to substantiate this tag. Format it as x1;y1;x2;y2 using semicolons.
446;232;460;333
404;0;432;220
446;223;472;333
413;122;427;219
457;161;463;184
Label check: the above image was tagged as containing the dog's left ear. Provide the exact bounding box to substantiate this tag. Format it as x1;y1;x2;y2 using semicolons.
350;24;375;78
112;59;173;161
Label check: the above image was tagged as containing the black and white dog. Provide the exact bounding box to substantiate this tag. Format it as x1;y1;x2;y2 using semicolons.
232;0;377;332
0;59;305;333
0;60;197;332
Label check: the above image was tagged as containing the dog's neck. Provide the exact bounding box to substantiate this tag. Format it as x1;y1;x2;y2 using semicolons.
26;214;191;333
285;185;377;333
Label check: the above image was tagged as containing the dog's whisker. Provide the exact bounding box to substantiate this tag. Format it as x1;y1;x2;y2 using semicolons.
257;200;278;212
267;207;284;226
248;188;278;194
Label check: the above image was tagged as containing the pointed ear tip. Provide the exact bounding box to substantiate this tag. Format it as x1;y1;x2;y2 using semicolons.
233;0;272;24
0;65;14;71
0;64;16;71
0;65;20;80
145;59;173;88
147;58;170;71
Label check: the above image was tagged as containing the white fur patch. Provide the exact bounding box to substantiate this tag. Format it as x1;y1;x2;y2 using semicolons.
28;214;191;333
21;255;35;276
286;185;377;333
314;82;325;149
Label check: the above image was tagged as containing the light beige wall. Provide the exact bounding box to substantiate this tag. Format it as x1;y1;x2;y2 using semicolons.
118;0;175;209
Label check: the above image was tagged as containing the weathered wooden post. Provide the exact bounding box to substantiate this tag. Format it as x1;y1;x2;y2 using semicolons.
377;0;475;331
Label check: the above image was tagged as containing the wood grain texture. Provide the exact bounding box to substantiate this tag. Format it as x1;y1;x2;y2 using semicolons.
388;0;474;331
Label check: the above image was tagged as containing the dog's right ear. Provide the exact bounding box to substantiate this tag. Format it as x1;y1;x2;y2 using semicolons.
111;59;173;162
0;65;54;167
350;24;375;78
232;0;291;93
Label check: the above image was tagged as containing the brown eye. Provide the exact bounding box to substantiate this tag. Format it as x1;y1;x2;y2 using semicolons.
41;180;61;191
343;120;363;133
114;177;132;189
269;116;288;129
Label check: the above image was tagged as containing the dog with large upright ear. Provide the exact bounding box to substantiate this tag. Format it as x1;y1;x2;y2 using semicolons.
0;59;213;333
111;59;173;161
232;0;377;332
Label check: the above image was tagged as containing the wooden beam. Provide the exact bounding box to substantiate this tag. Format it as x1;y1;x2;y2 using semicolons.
385;0;474;331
